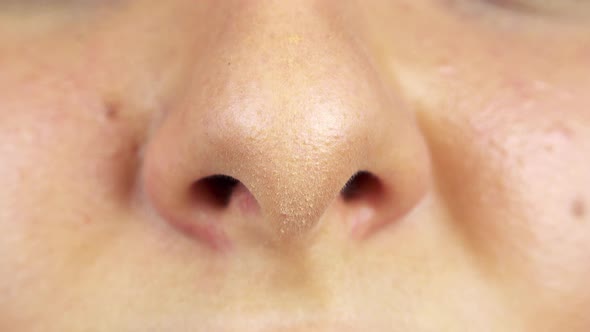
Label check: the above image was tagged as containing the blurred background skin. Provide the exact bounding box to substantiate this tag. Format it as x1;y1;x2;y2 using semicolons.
1;1;590;331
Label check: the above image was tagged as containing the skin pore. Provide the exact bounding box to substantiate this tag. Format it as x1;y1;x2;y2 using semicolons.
1;0;590;331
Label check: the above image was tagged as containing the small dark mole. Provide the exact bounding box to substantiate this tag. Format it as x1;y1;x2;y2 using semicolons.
228;62;231;66
571;198;586;220
129;140;141;156
104;100;120;121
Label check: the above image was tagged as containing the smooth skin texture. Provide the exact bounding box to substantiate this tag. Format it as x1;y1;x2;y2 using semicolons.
1;1;590;331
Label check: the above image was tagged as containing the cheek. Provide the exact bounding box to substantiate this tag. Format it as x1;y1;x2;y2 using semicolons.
0;70;143;297
0;83;139;211
422;84;590;315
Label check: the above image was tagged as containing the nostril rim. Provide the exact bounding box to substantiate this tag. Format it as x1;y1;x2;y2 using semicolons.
340;171;383;201
191;175;240;208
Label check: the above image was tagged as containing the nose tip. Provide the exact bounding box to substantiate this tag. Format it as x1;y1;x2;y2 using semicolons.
142;92;430;249
143;99;383;243
140;8;432;249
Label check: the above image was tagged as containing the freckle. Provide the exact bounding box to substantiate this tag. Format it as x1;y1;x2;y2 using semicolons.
130;141;141;157
104;100;120;121
17;169;26;182
571;198;586;220
543;142;554;152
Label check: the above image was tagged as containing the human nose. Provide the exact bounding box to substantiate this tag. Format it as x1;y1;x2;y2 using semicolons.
141;2;431;249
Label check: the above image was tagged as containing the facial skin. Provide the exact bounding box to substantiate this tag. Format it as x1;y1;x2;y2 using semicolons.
1;0;590;331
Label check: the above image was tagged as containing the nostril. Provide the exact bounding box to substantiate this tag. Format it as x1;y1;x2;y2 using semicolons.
340;171;383;202
191;175;240;208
